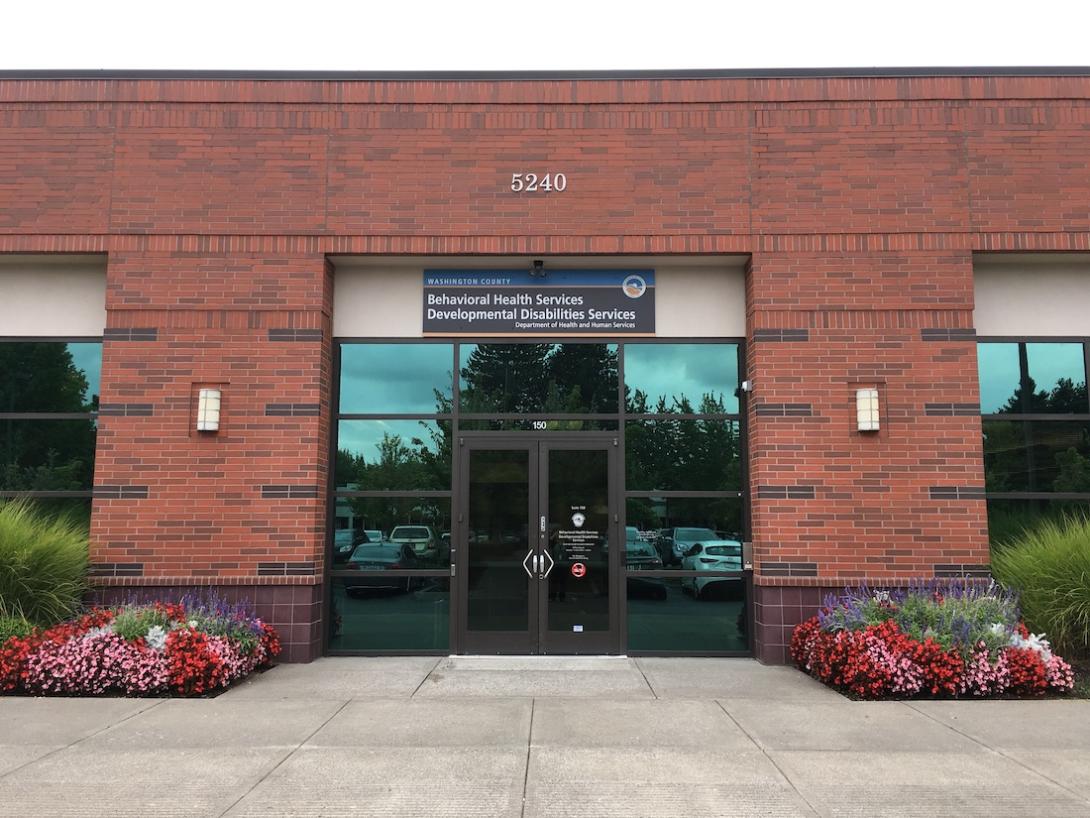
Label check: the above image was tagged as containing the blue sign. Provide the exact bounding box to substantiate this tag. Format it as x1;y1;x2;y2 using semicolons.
423;269;655;335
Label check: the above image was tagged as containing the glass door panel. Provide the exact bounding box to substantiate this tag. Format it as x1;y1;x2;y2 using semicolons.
458;437;617;654
543;447;612;652
462;446;536;652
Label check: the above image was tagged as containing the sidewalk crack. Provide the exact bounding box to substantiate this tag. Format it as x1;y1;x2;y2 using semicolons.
410;657;443;698
716;700;822;818
903;701;1090;808
215;698;351;818
0;697;166;781
519;698;535;818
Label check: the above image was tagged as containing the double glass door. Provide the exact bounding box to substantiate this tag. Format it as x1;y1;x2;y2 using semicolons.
457;437;618;654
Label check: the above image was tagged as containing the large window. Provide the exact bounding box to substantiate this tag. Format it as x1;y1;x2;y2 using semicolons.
978;339;1090;546
331;340;747;654
0;341;102;529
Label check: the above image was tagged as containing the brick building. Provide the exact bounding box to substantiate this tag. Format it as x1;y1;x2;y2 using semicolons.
1;68;1088;662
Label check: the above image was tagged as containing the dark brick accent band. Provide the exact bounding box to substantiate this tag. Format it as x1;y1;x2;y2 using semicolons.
261;485;320;499
93;485;150;499
760;561;818;577
934;563;992;578
752;328;810;342
924;402;981;416
929;485;986;500
257;561;319;576
268;328;323;342
98;403;155;417
921;328;976;342
757;485;817;499
265;403;321;417
103;328;159;341
755;402;813;417
89;562;144;577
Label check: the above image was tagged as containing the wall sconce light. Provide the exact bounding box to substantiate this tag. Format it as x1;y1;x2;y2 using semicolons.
196;388;221;432
856;387;880;432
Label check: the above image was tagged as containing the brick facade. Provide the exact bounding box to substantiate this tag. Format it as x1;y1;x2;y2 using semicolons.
2;71;1089;661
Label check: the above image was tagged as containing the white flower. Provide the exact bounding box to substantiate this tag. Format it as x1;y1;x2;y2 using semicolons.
145;625;168;652
988;623;1007;637
1009;630;1052;661
187;619;198;629
83;625;114;640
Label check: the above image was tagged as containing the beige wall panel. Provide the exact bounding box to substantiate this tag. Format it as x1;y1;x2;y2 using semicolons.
0;255;107;336
974;254;1090;336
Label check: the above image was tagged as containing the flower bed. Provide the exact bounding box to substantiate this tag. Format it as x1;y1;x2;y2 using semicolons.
790;581;1075;699
0;596;280;696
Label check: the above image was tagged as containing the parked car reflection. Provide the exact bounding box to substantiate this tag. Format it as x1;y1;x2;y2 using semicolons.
624;526;667;600
332;528;367;565
681;540;743;600
389;525;445;564
342;541;422;596
656;526;739;566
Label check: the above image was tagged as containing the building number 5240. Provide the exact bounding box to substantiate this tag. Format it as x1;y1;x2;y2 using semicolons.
510;172;567;192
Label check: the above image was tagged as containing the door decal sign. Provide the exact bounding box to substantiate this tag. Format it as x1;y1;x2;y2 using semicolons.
571;562;587;578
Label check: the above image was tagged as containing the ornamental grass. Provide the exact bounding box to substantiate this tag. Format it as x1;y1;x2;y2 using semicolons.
0;499;88;626
991;514;1090;659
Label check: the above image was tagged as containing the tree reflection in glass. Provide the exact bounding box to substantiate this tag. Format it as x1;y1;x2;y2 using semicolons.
458;344;619;414
335;420;452;491
0;343;100;492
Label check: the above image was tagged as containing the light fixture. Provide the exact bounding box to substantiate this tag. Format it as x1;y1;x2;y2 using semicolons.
196;388;221;432
856;387;880;432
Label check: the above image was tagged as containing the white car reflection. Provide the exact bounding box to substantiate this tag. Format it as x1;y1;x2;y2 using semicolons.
680;540;743;600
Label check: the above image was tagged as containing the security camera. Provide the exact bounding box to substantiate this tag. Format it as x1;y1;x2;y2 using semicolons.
530;259;545;278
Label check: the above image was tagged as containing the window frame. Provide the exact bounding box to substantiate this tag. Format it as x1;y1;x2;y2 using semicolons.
977;336;1090;542
328;337;750;657
0;337;102;506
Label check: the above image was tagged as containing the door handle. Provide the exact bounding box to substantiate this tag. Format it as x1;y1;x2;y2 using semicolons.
539;550;555;579
522;550;535;578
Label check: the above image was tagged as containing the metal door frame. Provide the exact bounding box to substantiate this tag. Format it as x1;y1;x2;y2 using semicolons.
454;432;621;654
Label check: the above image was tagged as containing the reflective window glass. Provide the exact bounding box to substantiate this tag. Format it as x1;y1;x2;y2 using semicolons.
459;343;618;414
627;577;748;652
0;419;97;491
331;497;451;568
625;497;744;569
978;342;1088;414
458;419;617;432
626;420;742;492
0;342;102;412
328;577;449;652
335;420;451;491
624;344;739;414
983;420;1090;493
338;344;453;414
987;498;1090;547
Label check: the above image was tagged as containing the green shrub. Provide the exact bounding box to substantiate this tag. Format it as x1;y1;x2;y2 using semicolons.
0;499;89;626
111;606;172;641
0;614;34;644
992;514;1090;657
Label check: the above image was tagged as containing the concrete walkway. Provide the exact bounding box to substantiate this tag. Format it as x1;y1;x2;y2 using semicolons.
2;657;1090;817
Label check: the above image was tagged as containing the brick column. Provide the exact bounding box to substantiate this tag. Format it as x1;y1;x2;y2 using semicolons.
746;250;990;663
89;248;333;662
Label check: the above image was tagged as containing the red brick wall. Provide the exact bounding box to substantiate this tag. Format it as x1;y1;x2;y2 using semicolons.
2;74;1088;659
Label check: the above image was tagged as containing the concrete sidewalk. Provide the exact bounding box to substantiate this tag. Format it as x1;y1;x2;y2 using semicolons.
2;657;1089;817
